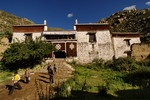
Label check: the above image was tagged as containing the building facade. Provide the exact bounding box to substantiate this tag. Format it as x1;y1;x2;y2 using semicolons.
112;32;141;59
74;23;114;63
12;21;141;63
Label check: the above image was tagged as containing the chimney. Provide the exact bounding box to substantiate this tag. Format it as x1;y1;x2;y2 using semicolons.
75;19;78;24
74;19;78;30
44;20;46;25
44;20;47;31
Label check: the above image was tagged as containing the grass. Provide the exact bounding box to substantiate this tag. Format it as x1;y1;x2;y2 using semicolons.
1;57;150;99
55;59;150;100
0;63;44;84
74;66;133;94
0;71;12;83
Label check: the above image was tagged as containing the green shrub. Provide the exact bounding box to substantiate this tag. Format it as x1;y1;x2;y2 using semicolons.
104;60;114;69
92;58;104;68
0;61;5;71
2;37;56;71
113;57;137;72
4;31;12;43
57;79;74;97
123;67;150;89
130;63;140;70
137;58;150;67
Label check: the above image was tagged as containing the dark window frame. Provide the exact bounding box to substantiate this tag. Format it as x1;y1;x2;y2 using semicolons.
44;35;75;40
24;33;32;41
124;39;131;46
89;33;96;43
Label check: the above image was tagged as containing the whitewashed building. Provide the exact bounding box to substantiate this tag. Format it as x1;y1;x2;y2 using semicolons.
112;32;141;59
12;20;141;63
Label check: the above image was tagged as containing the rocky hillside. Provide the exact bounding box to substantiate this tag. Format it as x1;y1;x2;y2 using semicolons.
98;8;150;34
0;10;35;32
0;10;64;32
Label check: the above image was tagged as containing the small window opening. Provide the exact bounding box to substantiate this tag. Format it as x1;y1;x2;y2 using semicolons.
124;39;131;46
89;33;96;42
25;33;32;41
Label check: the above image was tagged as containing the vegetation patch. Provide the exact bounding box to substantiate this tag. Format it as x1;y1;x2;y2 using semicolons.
1;37;56;71
55;57;150;100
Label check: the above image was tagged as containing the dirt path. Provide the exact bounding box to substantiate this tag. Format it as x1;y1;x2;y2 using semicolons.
0;59;74;100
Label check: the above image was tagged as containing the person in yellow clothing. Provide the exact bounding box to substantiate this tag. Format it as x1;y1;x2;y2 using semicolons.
8;72;22;95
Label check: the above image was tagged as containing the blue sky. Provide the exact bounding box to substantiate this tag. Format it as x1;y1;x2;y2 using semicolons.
1;0;150;30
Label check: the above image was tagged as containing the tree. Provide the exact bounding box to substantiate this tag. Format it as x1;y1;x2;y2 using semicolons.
2;37;56;71
4;31;13;43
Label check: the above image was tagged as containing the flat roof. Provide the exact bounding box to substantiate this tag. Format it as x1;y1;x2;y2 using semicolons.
43;31;76;35
112;32;140;34
74;23;109;26
13;24;46;27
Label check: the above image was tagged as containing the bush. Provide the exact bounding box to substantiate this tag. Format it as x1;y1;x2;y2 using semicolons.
113;57;136;72
57;77;76;97
2;37;56;71
92;58;104;67
123;67;150;89
137;58;150;67
104;60;114;69
4;31;12;43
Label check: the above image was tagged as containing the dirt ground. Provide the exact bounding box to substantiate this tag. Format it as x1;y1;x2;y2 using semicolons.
0;38;74;100
0;59;74;100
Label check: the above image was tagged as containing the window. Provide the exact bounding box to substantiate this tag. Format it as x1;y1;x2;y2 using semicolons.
124;39;131;46
124;51;131;57
89;33;96;42
45;35;75;40
25;33;32;41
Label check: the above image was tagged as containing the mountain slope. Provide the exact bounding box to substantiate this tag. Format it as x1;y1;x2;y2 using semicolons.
97;8;150;34
0;10;35;32
0;10;64;32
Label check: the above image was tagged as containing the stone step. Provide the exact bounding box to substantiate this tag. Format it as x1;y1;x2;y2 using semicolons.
37;58;75;75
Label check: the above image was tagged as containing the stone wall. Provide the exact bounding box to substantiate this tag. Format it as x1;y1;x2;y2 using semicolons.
12;32;42;43
131;43;150;61
76;30;114;63
113;37;141;59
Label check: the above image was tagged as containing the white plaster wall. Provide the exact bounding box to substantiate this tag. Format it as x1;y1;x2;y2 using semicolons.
98;43;114;60
113;37;141;59
76;31;93;63
76;30;114;63
32;32;42;40
12;32;42;43
12;32;25;43
77;42;91;63
76;31;89;42
96;31;114;60
96;31;112;43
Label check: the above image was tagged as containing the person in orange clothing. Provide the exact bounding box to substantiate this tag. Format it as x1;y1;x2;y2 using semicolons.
8;72;22;95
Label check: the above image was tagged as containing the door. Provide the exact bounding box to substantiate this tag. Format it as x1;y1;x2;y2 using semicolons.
66;42;77;57
53;43;66;58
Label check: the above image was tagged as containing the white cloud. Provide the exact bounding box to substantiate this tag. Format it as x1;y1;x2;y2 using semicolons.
145;1;150;6
67;13;73;18
123;5;136;10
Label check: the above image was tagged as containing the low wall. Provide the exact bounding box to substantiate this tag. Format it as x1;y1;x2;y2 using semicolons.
131;42;150;61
